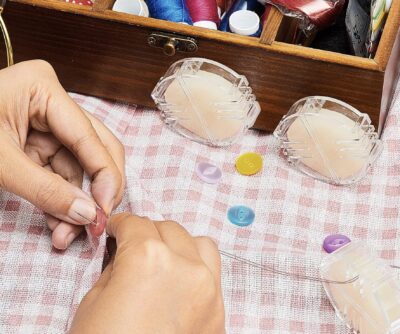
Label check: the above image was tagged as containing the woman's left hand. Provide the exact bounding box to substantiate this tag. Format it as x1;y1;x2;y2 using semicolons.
0;60;125;249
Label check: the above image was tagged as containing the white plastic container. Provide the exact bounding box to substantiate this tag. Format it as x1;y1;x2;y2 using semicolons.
273;96;383;185
112;0;149;17
151;58;261;146
229;9;260;36
321;242;400;334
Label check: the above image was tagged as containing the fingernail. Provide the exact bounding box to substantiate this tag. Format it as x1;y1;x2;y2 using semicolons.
65;233;76;249
102;198;115;217
69;198;96;225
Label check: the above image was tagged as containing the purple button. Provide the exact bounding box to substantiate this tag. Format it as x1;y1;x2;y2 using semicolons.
323;234;351;253
196;162;222;184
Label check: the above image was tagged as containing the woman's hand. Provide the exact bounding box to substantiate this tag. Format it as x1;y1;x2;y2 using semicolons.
0;60;125;249
70;213;225;334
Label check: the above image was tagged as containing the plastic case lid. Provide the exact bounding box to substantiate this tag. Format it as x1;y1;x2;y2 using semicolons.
320;242;400;334
151;58;261;147
273;96;383;185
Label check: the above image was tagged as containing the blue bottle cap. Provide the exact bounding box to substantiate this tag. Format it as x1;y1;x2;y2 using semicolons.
227;205;255;227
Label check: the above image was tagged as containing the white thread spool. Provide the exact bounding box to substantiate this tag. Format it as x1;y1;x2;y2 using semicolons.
229;9;260;36
112;0;149;17
193;20;217;29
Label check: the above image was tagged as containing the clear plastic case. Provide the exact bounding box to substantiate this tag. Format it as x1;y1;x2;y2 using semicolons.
273;96;383;185
320;242;400;334
151;58;261;147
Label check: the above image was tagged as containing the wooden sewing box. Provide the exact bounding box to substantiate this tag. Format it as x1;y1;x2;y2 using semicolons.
1;0;400;133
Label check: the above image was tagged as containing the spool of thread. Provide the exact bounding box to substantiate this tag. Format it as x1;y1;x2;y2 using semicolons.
186;0;220;29
145;0;193;24
229;10;261;36
219;0;265;32
113;0;149;16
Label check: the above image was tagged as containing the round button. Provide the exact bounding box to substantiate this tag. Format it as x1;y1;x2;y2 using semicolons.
235;152;263;176
323;234;351;253
227;205;255;227
196;162;222;184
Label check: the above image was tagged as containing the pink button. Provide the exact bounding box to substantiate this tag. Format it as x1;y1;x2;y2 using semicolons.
196;162;222;184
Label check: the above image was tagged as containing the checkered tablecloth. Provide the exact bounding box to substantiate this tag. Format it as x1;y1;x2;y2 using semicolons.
1;85;400;333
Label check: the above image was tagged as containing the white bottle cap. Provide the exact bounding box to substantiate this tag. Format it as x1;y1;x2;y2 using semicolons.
113;0;149;17
194;20;218;30
229;10;260;36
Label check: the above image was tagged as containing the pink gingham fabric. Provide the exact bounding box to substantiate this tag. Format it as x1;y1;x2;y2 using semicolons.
1;84;400;333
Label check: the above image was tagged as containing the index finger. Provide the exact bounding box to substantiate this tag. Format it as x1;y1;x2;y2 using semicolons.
30;65;122;214
45;85;118;180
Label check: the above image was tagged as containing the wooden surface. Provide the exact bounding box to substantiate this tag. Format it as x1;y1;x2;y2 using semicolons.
92;0;114;11
1;0;397;132
374;0;400;70
259;6;283;45
380;27;400;134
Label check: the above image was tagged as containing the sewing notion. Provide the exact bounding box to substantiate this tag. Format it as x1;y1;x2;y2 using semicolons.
196;161;223;184
151;58;260;146
227;205;255;226
274;96;382;185
235;152;263;176
321;241;400;334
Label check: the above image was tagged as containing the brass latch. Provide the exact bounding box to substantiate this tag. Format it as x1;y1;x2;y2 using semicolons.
148;32;198;57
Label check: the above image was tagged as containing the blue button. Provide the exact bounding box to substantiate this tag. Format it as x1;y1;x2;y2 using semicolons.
227;205;255;227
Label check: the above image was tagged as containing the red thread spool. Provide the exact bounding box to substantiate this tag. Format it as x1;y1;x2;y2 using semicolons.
270;0;345;28
186;0;220;28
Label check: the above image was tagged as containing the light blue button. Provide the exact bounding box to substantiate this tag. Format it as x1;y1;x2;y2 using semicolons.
227;205;255;227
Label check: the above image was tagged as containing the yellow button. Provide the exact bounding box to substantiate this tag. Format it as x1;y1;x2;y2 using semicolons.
235;152;263;176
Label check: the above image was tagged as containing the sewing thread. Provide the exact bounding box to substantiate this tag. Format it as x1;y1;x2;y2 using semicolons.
145;0;193;24
186;0;220;27
219;250;359;285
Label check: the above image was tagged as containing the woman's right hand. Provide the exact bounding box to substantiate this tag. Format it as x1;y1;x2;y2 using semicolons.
70;213;226;334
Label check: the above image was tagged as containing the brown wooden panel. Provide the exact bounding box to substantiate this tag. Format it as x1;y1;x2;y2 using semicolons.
2;1;385;132
374;0;400;70
8;0;381;70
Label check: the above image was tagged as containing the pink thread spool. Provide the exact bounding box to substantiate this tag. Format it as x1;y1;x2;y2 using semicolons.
186;0;220;29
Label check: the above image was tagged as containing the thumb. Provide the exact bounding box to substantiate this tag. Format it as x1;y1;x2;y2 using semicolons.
90;169;120;216
0;140;96;226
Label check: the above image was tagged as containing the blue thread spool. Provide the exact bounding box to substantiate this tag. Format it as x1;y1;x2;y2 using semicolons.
145;0;193;24
219;0;265;34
